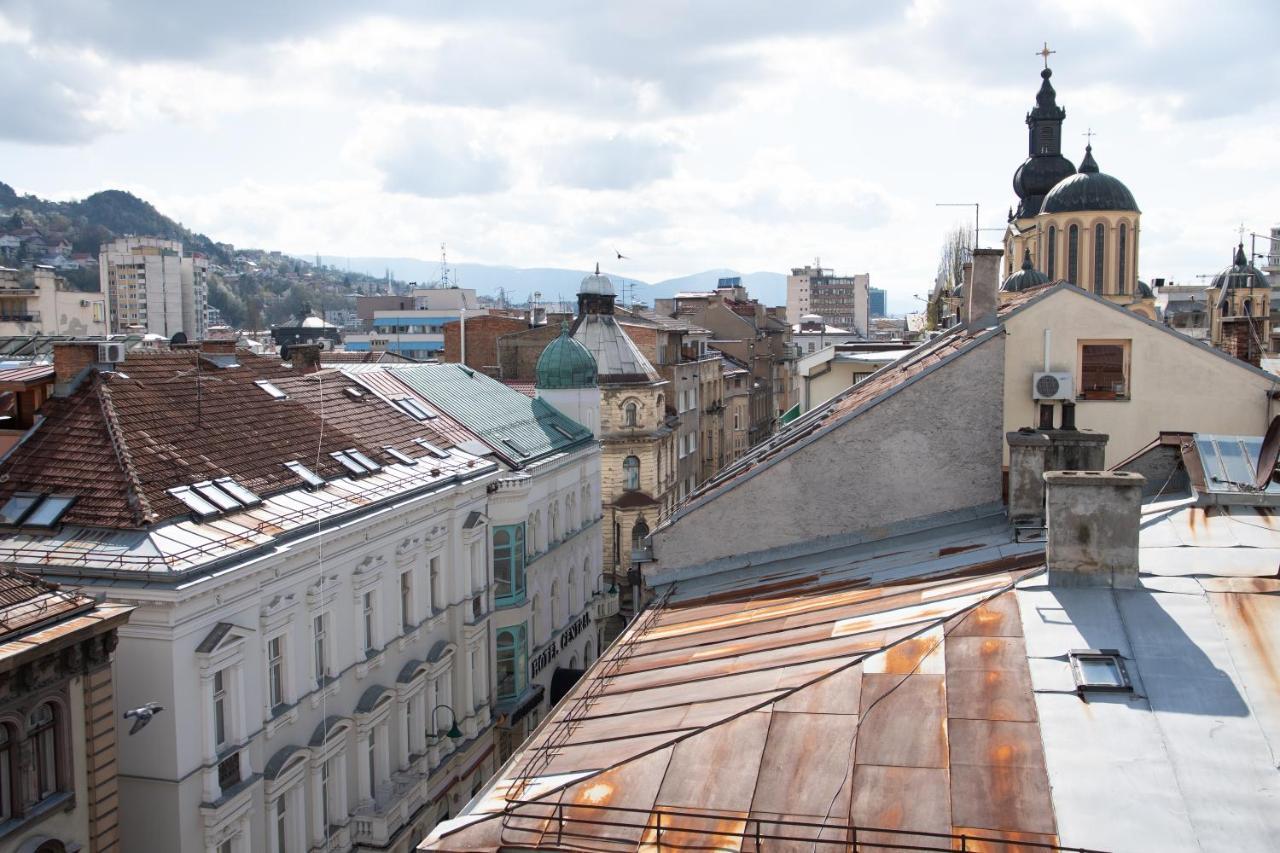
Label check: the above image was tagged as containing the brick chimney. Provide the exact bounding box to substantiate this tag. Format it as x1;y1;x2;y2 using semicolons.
200;339;237;354
53;341;104;396
1045;471;1145;588
964;248;1004;329
288;343;322;374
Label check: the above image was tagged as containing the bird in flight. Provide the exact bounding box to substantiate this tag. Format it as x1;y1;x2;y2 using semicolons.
615;248;629;260
124;702;164;735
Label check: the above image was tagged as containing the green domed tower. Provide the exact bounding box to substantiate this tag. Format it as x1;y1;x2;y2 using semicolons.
536;322;598;390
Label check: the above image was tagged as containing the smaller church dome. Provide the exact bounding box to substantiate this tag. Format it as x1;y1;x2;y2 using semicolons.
300;315;332;328
1041;145;1139;214
1137;280;1154;299
1211;243;1272;290
536;322;598;389
579;263;615;296
1002;249;1052;292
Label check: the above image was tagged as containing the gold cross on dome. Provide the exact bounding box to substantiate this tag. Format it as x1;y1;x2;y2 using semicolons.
1083;127;1096;144
1238;222;1247;243
1038;42;1056;69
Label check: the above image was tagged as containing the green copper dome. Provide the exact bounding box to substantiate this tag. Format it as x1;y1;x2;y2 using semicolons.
536;322;598;389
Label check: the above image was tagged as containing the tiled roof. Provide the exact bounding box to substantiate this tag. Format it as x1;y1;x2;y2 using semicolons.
0;351;457;529
426;511;1056;851
0;569;94;643
340;366;483;450
501;380;537;398
320;351;418;364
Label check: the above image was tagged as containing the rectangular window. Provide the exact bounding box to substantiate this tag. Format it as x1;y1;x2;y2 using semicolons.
275;796;288;853
1078;340;1130;401
367;729;377;798
213;669;228;748
267;637;285;710
430;556;442;612
320;760;331;829
400;570;414;629
313;614;330;685
493;524;527;607
363;592;376;654
496;623;528;700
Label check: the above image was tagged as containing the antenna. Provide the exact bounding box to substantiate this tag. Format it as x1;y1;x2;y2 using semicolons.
440;243;449;288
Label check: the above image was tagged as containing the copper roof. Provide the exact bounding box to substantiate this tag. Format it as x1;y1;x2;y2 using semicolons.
426;511;1065;851
0;351;458;529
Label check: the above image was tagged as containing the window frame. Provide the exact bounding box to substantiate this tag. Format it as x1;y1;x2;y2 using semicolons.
1076;339;1132;401
28;703;60;802
492;524;527;607
1068;648;1133;695
495;624;529;701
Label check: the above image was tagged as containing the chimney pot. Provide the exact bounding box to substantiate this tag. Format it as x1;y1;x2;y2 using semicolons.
288;343;322;374
1045;470;1145;588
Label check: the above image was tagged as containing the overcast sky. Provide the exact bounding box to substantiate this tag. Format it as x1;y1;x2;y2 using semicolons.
1;1;1276;311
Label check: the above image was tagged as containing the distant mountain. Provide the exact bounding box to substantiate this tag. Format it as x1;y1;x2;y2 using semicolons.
312;255;788;308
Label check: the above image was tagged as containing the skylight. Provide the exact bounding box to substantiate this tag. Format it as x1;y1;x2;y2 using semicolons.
343;387;366;400
174;478;263;519
501;438;529;458
384;446;418;465
215;477;262;508
413;438;450;459
1069;649;1132;694
331;449;382;476
551;424;578;440
0;493;75;528
169;485;221;519
254;379;287;400
284;460;326;489
192;481;240;512
346;449;382;473
393;397;435;421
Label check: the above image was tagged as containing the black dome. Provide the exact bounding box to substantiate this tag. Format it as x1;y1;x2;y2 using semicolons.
1211;244;1271;290
1002;249;1052;292
1042;146;1139;214
1137;280;1154;299
1013;156;1077;216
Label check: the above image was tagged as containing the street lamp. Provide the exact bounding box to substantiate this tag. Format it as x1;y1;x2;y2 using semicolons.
430;704;462;741
593;572;619;596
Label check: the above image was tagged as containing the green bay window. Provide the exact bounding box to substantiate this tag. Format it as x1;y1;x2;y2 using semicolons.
496;624;528;701
493;523;527;607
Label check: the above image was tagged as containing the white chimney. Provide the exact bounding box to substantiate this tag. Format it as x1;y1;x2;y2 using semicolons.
964;248;1004;328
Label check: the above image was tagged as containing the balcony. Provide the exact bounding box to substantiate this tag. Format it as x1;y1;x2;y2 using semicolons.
0;312;38;322
351;773;426;848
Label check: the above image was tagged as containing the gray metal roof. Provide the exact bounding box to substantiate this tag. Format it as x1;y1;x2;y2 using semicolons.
571;313;661;384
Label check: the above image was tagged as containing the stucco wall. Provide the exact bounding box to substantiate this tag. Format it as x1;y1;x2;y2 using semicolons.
1003;288;1279;465
654;335;1006;572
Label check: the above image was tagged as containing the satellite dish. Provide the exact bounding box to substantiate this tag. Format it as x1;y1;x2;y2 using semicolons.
170;331;188;346
1254;415;1280;490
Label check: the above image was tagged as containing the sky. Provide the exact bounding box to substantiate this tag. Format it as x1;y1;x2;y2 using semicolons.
1;0;1277;313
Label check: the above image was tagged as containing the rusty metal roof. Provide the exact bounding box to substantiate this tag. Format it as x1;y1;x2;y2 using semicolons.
0;567;131;671
425;508;1078;852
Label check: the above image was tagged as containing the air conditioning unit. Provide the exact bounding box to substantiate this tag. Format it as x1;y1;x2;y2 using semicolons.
97;342;126;364
1032;371;1073;400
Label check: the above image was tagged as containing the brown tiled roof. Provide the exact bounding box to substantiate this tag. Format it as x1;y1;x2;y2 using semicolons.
0;568;93;643
320;351;418;364
0;352;455;530
500;380;536;398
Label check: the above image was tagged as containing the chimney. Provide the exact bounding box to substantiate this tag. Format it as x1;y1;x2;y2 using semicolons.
53;341;103;396
1047;404;1108;470
964;248;1004;329
1045;471;1145;588
289;343;322;374
200;339;236;354
1007;429;1051;527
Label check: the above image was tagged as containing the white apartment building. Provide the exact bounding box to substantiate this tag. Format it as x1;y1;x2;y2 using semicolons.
99;236;208;338
0;344;507;853
786;262;870;337
0;264;108;336
347;289;487;361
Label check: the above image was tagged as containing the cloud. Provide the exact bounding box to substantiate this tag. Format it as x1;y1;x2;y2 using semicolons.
0;40;110;144
375;129;512;198
543;133;679;190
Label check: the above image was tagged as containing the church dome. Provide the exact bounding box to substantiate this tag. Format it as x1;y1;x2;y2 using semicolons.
579;263;615;296
1042;146;1139;214
1137;280;1154;299
1211;243;1271;290
536;322;598;389
1002;249;1052;292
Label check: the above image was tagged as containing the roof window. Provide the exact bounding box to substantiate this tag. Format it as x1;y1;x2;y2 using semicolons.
343;387;366;400
254;379;287;400
501;438;529;458
383;446;419;465
168;485;221;520
172;478;262;519
284;460;326;489
393;397;435;420
331;449;381;476
413;438;450;459
1069;649;1132;694
0;493;75;528
551;424;578;440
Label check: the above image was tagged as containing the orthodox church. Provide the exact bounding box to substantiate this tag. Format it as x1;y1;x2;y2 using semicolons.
1002;58;1156;319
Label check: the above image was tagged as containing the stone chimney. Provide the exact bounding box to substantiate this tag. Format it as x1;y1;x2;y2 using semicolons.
53;341;105;396
289;343;322;374
1045;471;1145;588
1007;429;1051;527
964;248;1004;329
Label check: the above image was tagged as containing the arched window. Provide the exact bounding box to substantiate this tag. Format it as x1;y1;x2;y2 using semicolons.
623;402;638;427
0;724;12;821
1067;225;1079;285
1093;224;1105;294
584;640;594;667
495;625;527;700
1046;225;1057;278
656;394;665;413
1244;298;1253;316
29;703;59;801
582;556;591;607
623;456;640;491
1117;223;1128;294
550;580;560;629
631;519;650;556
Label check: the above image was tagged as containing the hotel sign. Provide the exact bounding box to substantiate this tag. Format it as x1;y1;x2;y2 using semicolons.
530;611;591;678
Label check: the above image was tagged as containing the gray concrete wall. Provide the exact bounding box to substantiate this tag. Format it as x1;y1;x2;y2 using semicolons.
653;334;1006;571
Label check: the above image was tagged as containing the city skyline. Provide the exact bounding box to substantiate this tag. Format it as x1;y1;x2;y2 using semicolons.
1;1;1276;312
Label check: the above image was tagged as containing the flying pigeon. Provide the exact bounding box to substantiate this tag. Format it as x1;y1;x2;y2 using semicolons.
124;702;164;735
615;248;629;260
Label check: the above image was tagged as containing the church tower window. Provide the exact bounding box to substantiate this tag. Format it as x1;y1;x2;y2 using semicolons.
1047;226;1056;278
1117;224;1128;294
1093;224;1105;294
1067;225;1079;285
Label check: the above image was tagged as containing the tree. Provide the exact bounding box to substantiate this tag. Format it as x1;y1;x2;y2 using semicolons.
935;223;974;295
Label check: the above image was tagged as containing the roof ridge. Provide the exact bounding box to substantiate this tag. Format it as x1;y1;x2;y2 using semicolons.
97;380;155;526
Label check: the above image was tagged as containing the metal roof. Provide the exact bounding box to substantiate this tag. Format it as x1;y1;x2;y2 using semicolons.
572;314;661;385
